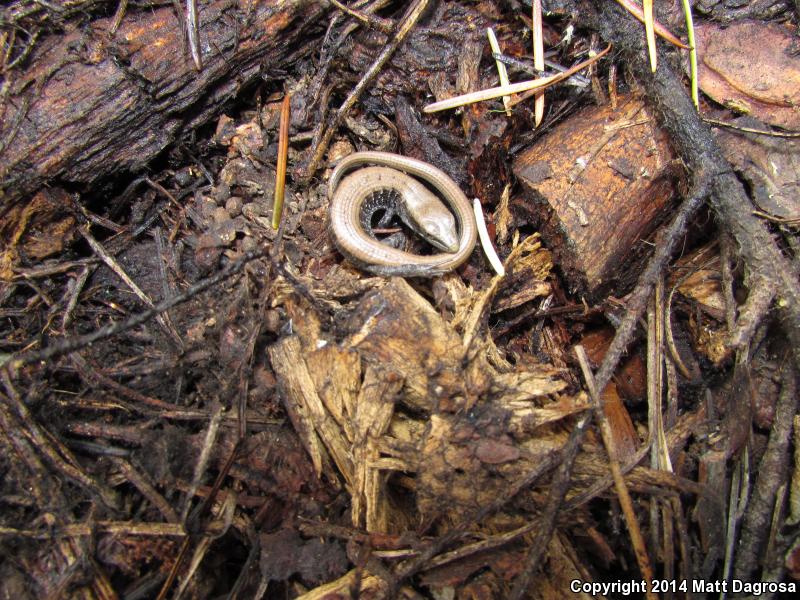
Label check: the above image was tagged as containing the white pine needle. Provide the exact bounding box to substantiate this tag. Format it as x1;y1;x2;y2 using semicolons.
473;198;505;276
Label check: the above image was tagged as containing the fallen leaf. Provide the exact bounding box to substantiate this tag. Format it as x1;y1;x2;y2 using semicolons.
694;21;800;129
715;117;800;221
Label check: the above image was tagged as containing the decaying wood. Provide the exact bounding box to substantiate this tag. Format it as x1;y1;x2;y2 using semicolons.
513;94;683;296
0;0;326;211
265;274;706;595
265;246;713;597
268;277;586;529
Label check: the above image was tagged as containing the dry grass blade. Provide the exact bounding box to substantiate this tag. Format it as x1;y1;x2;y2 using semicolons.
613;0;689;50
647;280;671;472
186;0;202;70
424;45;610;113
532;0;545;126
680;0;698;109
486;27;511;116
272;93;291;229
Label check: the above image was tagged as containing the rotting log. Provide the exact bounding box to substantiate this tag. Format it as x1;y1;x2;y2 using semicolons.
0;0;326;212
513;95;683;297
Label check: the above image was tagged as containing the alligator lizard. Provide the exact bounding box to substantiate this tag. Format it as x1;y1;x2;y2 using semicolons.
328;152;477;277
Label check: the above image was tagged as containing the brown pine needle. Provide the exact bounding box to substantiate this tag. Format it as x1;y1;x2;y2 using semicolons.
272;94;291;230
613;0;689;50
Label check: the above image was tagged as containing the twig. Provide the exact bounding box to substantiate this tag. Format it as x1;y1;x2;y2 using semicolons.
10;258;99;279
491;52;590;87
227;532;261;600
575;345;656;600
79;226;184;350
61;266;91;333
112;457;180;523
733;364;798;581
0;521;186;539
387;450;564;597
68;191;125;235
592;1;800;373
702;117;800;138
70;353;178;412
665;267;697;381
152;226;178;329
719;234;737;332
157;436;243;600
0;370;121;511
493;301;606;337
305;1;390;115
4;247;270;375
593;180;708;395
180;403;225;522
329;0;392;33
303;0;430;179
508;410;594;600
172;409;231;600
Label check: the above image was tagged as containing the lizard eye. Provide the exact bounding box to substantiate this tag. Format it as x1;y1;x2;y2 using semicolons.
426;219;459;253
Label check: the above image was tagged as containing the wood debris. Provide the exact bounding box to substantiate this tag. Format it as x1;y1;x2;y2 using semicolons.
513;95;683;296
270;277;585;532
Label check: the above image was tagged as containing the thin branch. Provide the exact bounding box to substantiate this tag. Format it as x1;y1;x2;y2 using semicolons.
4;247;270;375
575;345;656;600
303;0;430;179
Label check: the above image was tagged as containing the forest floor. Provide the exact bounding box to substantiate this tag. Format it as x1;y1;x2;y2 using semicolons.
1;1;799;598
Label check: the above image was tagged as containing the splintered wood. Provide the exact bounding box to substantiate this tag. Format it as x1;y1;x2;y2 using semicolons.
269;277;587;534
267;274;711;595
513;95;683;296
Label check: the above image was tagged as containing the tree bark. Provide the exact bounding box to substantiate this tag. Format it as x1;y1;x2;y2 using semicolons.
0;0;326;213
